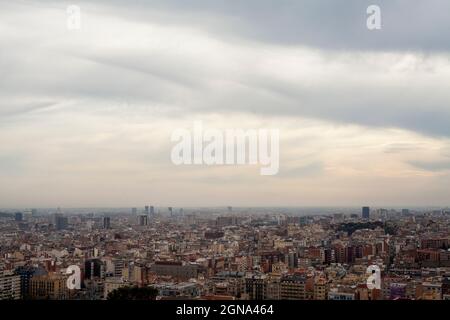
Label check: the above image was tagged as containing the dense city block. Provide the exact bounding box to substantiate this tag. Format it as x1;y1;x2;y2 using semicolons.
1;207;449;300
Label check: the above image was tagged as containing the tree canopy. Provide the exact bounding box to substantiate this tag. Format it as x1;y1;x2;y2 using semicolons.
107;286;158;300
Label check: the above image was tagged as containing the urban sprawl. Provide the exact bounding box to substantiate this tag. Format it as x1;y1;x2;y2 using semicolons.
1;206;450;300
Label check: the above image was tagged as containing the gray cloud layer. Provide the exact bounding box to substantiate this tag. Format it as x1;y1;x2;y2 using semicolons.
1;0;450;206
89;0;450;51
2;1;450;136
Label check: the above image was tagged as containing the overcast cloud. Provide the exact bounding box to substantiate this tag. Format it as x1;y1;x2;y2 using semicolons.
0;0;449;207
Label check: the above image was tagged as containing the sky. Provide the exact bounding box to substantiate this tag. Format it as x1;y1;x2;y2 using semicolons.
1;0;450;208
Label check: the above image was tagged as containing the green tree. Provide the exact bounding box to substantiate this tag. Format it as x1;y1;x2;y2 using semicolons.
107;286;158;300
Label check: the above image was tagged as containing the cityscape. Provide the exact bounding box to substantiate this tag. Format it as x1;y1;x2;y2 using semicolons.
1;0;450;309
1;206;449;300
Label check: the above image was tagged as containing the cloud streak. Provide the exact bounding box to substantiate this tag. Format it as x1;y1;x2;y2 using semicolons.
0;1;450;206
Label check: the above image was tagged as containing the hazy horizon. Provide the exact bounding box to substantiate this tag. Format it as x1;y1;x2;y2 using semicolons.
1;205;448;213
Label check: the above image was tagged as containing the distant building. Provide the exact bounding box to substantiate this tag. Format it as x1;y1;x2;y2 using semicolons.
390;283;407;300
362;206;370;219
420;282;442;300
314;277;328;300
156;282;200;298
53;213;68;230
266;274;281;300
145;206;149;215
285;251;298;268
378;208;388;219
150;261;198;280
280;274;306;300
204;230;224;239
85;259;104;280
442;277;450;296
131;207;137;215
112;259;126;278
245;274;267;300
328;291;355;300
30;273;69;300
420;238;449;250
132;264;149;285
104;277;128;298
14;266;46;299
14;212;23;222
299;216;308;226
0;271;21;300
139;215;148;226
103;216;111;229
216;216;238;227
